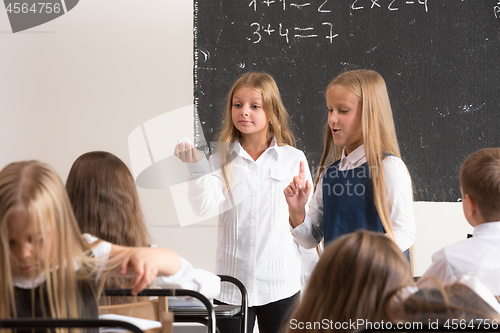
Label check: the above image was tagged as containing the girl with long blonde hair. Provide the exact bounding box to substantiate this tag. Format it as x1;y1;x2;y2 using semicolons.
174;72;318;333
0;160;181;320
285;69;416;256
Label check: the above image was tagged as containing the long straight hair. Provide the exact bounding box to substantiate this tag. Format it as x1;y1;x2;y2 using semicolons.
66;151;150;248
66;151;150;292
314;69;404;240
216;72;295;188
0;161;99;320
285;230;413;333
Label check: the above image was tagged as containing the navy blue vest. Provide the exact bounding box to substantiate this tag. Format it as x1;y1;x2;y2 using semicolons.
13;279;98;333
322;160;385;245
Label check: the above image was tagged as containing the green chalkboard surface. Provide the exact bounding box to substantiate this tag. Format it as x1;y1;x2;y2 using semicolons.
194;0;500;202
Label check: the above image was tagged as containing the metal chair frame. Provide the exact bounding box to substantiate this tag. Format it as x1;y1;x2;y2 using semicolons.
0;318;145;333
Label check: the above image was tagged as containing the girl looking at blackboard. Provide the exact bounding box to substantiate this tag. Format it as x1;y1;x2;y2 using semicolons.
285;69;416;257
174;72;318;333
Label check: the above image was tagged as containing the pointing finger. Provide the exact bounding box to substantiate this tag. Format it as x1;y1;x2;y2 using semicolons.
298;161;306;182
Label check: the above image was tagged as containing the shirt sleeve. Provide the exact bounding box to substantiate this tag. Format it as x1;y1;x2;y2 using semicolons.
151;257;221;299
290;164;324;249
296;245;319;283
186;156;226;217
383;156;417;251
418;248;457;287
82;233;112;259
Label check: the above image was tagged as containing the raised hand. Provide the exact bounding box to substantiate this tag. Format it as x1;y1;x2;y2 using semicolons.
284;161;311;227
174;142;204;163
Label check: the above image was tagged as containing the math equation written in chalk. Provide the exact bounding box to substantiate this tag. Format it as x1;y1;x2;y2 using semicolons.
246;0;429;45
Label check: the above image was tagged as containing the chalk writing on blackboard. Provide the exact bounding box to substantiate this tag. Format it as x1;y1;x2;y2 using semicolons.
248;22;338;44
246;0;430;45
351;0;428;12
248;0;428;12
194;0;500;202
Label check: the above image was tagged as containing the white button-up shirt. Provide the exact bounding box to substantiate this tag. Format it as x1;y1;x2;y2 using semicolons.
420;221;500;295
291;144;416;251
186;139;318;306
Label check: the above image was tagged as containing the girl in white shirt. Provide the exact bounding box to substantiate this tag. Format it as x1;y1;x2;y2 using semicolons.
175;72;318;333
0;160;181;321
285;69;416;255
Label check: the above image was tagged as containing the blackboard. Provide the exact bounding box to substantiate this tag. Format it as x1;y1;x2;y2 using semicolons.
193;0;500;202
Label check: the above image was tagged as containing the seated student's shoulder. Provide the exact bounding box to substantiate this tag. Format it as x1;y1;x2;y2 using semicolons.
435;237;486;275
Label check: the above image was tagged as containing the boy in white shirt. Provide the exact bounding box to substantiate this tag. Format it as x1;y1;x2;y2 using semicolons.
420;148;500;295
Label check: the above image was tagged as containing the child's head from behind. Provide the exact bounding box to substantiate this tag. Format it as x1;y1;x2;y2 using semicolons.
288;230;412;333
66;151;149;247
218;72;294;146
460;147;500;224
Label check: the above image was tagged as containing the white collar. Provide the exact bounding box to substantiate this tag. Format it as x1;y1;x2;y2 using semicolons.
234;137;280;161
13;271;47;289
340;144;366;166
473;221;500;237
395;285;418;303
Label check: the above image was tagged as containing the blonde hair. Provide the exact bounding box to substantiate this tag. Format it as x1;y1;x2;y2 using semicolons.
460;147;500;222
285;230;413;333
314;69;403;240
0;161;102;320
216;72;295;188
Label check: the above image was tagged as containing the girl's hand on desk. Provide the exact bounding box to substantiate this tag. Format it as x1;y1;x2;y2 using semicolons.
284;161;311;227
174;142;204;163
120;248;158;295
112;246;182;295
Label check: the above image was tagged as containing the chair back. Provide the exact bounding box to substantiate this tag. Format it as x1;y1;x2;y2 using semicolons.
102;289;215;333
99;297;172;333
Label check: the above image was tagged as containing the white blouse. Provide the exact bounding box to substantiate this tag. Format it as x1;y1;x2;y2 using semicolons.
291;144;417;251
186;139;319;306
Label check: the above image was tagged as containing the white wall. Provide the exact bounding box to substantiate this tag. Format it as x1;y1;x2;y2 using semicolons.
0;0;471;276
